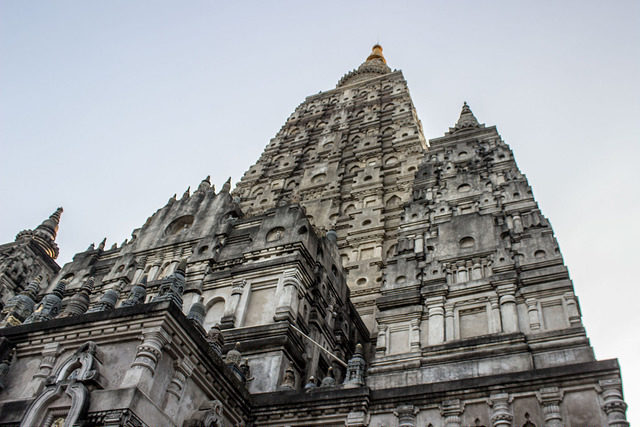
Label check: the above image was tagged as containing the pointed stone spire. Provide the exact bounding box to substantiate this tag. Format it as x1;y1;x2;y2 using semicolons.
182;186;191;199
167;193;177;205
60;277;94;317
98;238;106;251
221;177;231;193
451;101;482;133
196;175;211;193
187;296;205;325
16;208;63;259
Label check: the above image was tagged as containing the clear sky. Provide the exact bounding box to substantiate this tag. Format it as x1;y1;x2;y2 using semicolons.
1;0;638;421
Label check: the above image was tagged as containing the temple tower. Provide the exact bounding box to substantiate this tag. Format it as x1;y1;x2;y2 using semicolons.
234;45;428;332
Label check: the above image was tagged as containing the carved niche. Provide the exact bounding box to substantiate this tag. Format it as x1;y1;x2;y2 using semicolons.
20;341;103;427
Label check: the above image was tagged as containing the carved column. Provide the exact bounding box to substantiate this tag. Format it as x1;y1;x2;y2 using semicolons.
537;387;563;427
489;296;502;333
220;279;246;329
497;284;519;333
121;327;171;394
441;399;463;427
25;342;60;396
489;392;513;427
444;303;455;341
394;403;419;427
599;379;629;426
274;271;301;322
526;298;541;331
563;292;581;326
426;296;445;345
165;358;195;418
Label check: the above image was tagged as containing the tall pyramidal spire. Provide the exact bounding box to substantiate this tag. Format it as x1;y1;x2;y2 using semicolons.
15;207;63;259
234;45;428;332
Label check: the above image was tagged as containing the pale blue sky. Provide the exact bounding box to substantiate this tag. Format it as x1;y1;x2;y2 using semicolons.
1;1;639;421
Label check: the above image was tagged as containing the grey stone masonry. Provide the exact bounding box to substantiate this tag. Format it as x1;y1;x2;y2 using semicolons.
0;44;627;426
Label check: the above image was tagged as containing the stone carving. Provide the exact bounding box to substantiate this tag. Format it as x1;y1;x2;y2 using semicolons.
537;387;563;427
86;286;119;313
239;358;253;383
24;280;66;324
225;342;242;367
394;403;419;427
599;379;629;427
20;341;103;427
152;259;187;307
0;276;41;326
185;399;228;427
344;343;366;388
488;392;513;427
120;276;147;307
280;362;296;389
304;376;317;390
59;277;94;317
0;348;15;391
206;324;224;356
440;399;464;427
187;296;206;325
320;366;336;387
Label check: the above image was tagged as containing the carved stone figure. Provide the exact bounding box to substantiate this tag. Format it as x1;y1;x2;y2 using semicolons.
280;362;296;389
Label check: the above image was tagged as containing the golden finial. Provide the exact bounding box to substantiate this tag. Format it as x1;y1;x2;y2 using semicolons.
366;44;386;64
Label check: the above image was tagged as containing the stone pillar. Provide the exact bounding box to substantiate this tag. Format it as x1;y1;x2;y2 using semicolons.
394;403;419;427
220;279;246;329
426;297;445;345
148;262;161;281
489;392;513;427
599;379;629;427
165;358;195;418
274;271;301;322
537;387;563;427
444;303;455;341
121;327;171;394
409;319;420;351
441;399;463;427
563;292;581;326
376;325;387;356
497;284;519;333
489;296;502;333
526;298;541;331
25;342;60;396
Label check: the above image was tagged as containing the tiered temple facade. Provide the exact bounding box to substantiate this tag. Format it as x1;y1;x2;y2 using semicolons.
0;46;628;426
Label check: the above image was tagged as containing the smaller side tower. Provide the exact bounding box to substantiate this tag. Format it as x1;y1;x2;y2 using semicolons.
0;208;62;308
